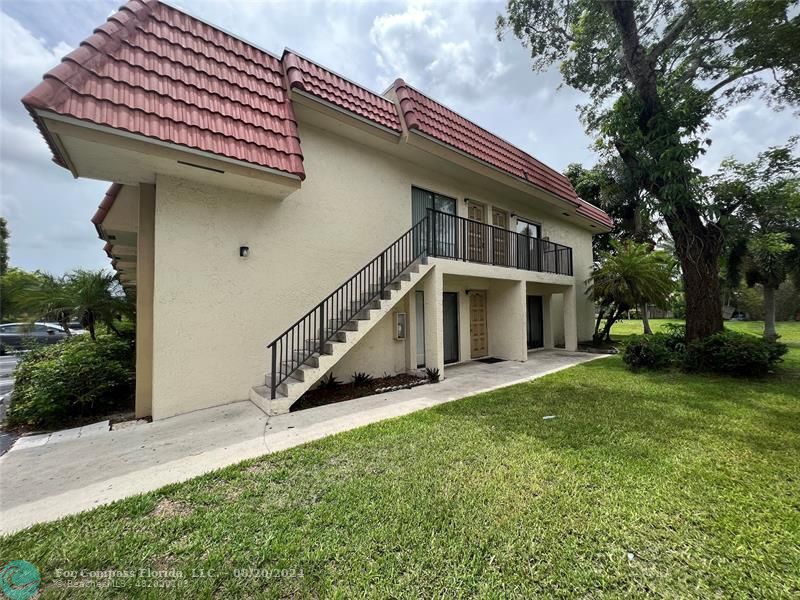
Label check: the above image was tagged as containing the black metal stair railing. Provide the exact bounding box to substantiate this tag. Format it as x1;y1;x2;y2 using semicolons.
267;210;574;401
268;219;428;399
426;209;573;276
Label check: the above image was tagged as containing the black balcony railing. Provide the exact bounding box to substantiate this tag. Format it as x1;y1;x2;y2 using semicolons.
267;211;573;400
425;209;573;276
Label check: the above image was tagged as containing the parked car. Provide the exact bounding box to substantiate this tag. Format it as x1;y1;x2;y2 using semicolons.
0;322;72;351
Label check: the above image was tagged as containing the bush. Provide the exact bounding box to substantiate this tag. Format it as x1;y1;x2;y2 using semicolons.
622;333;676;370
351;372;373;387
683;330;788;377
6;334;134;428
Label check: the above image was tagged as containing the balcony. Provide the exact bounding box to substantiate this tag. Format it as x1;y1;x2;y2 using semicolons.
423;209;573;276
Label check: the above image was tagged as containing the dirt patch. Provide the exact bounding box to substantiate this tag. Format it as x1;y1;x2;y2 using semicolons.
290;373;428;412
149;498;193;518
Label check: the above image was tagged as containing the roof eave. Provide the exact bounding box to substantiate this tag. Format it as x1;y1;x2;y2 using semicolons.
406;129;611;231
291;89;402;139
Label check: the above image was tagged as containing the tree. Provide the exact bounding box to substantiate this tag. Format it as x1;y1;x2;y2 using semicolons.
6;268;132;340
0;268;49;323
719;146;800;338
566;157;663;333
0;218;8;276
565;157;658;255
64;270;132;340
587;241;676;344
499;0;800;341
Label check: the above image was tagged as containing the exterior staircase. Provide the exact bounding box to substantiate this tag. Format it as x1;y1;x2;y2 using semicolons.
250;218;430;415
250;259;431;414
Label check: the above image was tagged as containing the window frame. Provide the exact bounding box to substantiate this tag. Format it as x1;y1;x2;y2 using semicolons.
515;217;542;239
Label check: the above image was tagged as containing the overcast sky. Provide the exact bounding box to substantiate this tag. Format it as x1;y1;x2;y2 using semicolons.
1;0;798;274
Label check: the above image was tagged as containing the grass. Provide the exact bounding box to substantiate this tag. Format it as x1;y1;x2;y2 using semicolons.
2;339;799;597
608;319;800;348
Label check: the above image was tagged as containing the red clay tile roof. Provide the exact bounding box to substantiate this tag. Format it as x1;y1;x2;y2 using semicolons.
22;0;609;230
392;79;612;228
91;183;122;237
283;51;402;133
21;0;305;179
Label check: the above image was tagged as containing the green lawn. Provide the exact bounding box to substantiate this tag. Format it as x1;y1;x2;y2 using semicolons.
609;319;800;347
2;350;799;597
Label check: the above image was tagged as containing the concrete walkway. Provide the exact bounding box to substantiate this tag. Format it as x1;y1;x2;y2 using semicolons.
0;350;606;534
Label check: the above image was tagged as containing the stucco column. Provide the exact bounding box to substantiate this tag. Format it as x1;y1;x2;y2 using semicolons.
422;266;444;377
487;280;527;361
542;293;554;349
135;184;155;418
563;286;578;351
405;290;417;371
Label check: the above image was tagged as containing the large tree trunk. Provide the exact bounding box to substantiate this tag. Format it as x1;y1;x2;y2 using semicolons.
640;303;652;334
665;208;724;342
763;285;777;340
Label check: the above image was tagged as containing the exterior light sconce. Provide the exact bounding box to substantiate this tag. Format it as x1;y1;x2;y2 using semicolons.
562;212;570;216
239;246;250;258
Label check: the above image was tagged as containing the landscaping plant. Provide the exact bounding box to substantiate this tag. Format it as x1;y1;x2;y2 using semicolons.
6;334;135;428
351;372;374;387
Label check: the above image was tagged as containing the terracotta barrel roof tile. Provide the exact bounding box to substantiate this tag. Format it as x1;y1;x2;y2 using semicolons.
22;0;610;228
22;0;305;179
391;79;611;227
283;51;402;133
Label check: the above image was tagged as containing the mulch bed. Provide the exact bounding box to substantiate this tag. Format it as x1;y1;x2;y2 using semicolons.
290;373;428;412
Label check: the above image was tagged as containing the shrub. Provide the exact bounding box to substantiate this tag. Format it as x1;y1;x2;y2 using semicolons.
425;367;440;383
683;330;788;376
622;334;676;371
317;373;341;389
351;372;373;387
661;323;687;353
6;334;134;428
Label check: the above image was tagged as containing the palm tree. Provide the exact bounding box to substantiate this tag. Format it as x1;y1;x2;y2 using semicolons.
587;241;676;344
65;269;132;340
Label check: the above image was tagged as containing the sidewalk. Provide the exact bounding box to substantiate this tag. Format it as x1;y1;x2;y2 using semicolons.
0;350;607;534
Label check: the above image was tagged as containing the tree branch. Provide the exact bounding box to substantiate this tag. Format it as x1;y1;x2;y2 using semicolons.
648;2;696;61
705;67;770;97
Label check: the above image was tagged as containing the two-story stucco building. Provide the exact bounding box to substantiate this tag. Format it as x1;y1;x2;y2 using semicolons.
22;0;612;420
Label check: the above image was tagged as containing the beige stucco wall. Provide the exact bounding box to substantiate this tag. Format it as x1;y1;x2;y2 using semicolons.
329;296;410;382
149;119;598;418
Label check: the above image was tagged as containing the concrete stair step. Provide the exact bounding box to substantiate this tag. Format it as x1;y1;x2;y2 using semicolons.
327;318;358;332
255;260;432;417
278;376;303;397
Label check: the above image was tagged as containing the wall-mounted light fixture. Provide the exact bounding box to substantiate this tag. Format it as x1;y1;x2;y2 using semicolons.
562;212;570;216
239;246;250;258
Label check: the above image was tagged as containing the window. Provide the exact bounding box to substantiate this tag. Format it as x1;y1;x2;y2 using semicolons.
411;186;457;257
516;218;541;238
411;186;456;223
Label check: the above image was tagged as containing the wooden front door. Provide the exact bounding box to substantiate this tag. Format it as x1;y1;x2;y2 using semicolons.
492;208;509;266
467;201;486;262
469;291;488;358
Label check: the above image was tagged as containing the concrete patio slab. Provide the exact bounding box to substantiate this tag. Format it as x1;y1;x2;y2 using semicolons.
0;350;607;534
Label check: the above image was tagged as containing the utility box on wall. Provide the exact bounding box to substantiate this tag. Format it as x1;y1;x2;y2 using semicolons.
394;312;407;340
